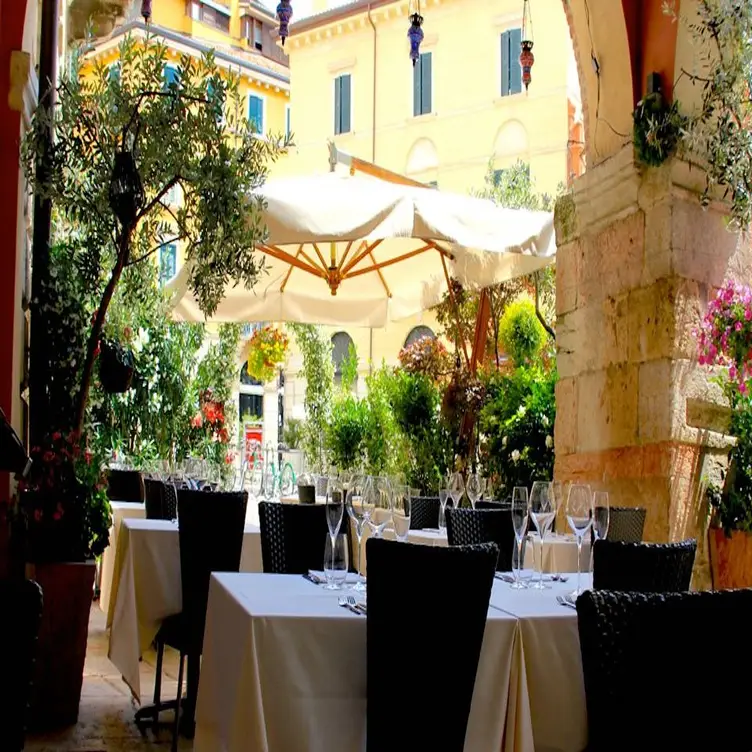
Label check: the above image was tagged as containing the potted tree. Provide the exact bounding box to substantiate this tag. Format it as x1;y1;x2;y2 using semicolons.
19;34;287;727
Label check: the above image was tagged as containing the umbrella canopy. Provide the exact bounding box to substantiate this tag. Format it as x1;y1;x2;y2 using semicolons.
168;171;555;327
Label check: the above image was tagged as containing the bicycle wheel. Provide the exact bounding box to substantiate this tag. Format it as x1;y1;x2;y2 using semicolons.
279;462;296;497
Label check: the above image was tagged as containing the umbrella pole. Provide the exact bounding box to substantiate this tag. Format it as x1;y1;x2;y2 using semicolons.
440;254;470;368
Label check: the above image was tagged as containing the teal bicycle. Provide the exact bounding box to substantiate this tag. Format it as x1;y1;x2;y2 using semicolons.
247;441;296;499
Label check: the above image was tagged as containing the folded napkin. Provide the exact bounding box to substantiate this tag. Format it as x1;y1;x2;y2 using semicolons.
307;570;361;585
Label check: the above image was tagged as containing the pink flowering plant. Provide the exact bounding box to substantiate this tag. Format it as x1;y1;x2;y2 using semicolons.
697;281;752;396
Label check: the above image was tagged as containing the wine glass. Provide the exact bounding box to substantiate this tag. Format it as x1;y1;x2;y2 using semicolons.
346;472;368;591
529;481;556;589
591;490;610;572
392;485;412;542
438;488;449;533
466;473;483;509
448;472;465;509
567;484;594;597
323;534;349;590
511;486;529;589
367;476;392;538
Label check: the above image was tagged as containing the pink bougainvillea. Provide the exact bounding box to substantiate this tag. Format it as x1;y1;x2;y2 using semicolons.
697;280;752;395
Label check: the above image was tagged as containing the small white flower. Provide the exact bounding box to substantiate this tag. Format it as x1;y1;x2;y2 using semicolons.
545;435;553;449
542;415;549;427
511;449;520;463
517;405;526;416
502;436;507;448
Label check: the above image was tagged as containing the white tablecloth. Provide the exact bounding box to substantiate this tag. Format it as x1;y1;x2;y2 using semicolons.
100;501;146;618
107;518;263;700
524;533;590;574
194;573;519;752
490;574;591;752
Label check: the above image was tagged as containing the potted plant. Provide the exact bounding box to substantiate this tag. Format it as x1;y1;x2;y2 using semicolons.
245;325;289;384
697;281;752;588
15;432;110;729
19;35;286;728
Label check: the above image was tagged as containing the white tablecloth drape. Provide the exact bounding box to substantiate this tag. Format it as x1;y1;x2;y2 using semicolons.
194;573;519;752
524;533;590;574
100;501;146;619
107;518;262;700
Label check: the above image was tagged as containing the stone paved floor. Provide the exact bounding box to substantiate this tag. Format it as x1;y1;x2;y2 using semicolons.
26;606;193;751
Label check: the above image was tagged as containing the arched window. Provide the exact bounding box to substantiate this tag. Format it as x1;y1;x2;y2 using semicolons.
404;325;436;348
331;331;355;385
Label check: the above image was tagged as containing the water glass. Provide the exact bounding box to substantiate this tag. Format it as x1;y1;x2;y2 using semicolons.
529;481;556;589
326;477;345;541
368;476;393;538
346;473;368;590
323;534;349;590
511;486;529;589
566;483;594;596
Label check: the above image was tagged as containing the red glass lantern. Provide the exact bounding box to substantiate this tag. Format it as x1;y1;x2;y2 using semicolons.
520;0;534;91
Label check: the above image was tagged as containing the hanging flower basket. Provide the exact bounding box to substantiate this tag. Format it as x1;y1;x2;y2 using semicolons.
245;325;289;383
98;339;135;393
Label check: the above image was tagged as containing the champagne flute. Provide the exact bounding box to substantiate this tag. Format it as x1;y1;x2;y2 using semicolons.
529;481;556;589
448;472;465;509
438;488;449;533
326;476;344;558
466;473;482;509
346;472;368;591
391;485;412;542
511;486;529;588
591;490;610;573
367;476;392;538
567;484;594;597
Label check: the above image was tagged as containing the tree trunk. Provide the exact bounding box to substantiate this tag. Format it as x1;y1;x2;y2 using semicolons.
74;230;131;434
534;273;556;341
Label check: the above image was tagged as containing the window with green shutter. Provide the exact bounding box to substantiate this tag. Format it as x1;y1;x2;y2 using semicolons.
500;29;522;97
248;95;264;133
413;52;432;117
334;74;351;135
163;65;179;90
159;244;177;284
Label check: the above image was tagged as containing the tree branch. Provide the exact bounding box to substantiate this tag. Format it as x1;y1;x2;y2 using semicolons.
126;235;184;267
136;175;182;223
534;272;556;341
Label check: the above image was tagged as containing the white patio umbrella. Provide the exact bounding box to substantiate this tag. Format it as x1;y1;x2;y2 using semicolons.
167;171;555;327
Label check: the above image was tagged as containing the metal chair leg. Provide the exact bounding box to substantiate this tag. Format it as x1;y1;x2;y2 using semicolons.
153;640;164;735
172;652;185;752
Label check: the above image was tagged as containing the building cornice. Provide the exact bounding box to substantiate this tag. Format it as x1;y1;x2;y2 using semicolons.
88;20;290;89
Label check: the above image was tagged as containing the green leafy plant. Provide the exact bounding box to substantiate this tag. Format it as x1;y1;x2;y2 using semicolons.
327;396;368;471
282;417;305;450
479;365;556;497
363;364;408;476
633;91;687;167
339;343;359;392
244;325;289;383
498;298;547;367
289;324;334;472
398;336;451;382
22;34;288;435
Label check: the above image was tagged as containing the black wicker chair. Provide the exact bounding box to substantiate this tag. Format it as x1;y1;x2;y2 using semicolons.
475;499;511;510
366;538;497;752
410;496;440;530
602;506;646;543
143;479;179;521
106;468;145;502
259;500;353;574
0;578;43;752
136;490;248;749
446;507;516;571
576;588;752;752
592;538;696;592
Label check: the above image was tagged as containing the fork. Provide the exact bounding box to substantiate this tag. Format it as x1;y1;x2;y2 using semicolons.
556;594;576;611
338;596;365;615
345;595;367;614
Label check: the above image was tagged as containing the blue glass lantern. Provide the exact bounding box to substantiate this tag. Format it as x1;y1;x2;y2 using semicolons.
407;6;424;67
277;0;293;46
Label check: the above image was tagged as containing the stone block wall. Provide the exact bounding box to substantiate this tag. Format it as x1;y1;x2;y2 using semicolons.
553;146;751;587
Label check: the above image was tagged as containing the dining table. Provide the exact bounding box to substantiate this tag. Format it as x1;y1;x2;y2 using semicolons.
193;570;592;752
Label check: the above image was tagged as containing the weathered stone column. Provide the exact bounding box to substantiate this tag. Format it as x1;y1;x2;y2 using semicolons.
553;145;750;587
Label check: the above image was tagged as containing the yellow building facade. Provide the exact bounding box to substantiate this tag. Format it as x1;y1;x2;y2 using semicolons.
280;0;582;195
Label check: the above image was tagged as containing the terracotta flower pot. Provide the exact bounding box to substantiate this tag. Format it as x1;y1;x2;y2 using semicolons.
708;526;752;590
26;560;95;730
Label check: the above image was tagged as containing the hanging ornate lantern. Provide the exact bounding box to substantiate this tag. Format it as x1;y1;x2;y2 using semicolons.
520;0;535;91
407;1;424;67
141;0;152;23
109;147;145;231
277;0;293;46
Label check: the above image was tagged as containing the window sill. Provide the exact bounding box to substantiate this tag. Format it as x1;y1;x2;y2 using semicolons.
411;111;436;121
494;92;526;104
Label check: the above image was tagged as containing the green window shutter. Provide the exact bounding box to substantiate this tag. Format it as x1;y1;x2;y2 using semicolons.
164;65;179;90
509;28;522;94
421;52;432;114
340;74;351;133
413;57;421;116
334;77;342;134
249;95;263;133
500;32;510;96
